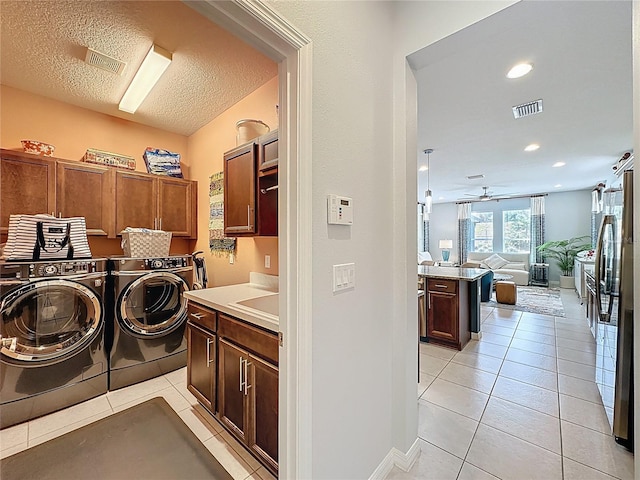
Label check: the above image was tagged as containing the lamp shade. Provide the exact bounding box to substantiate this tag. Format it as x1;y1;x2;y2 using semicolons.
439;239;453;249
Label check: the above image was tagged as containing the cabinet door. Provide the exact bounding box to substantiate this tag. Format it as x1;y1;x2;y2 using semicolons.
258;129;278;173
224;143;256;235
56;161;115;237
187;322;216;412
427;291;458;343
1;154;55;234
249;354;279;475
115;171;157;232
158;177;195;237
218;338;249;443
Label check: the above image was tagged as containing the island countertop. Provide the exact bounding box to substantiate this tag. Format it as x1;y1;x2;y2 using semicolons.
418;265;490;282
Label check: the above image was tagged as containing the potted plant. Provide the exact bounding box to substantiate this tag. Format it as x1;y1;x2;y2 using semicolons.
536;235;592;288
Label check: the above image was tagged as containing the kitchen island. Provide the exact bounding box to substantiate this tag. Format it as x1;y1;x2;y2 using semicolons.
418;265;490;350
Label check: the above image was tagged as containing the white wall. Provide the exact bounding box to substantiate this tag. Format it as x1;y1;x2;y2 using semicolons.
545;190;592;282
427;203;458;262
267;1;521;477
269;2;396;478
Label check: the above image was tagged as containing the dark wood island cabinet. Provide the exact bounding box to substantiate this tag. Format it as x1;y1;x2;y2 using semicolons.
419;265;490;350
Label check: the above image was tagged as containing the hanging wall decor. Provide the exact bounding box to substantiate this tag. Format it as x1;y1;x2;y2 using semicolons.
209;172;236;257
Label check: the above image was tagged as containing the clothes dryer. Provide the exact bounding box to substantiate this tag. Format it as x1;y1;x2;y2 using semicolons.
0;259;108;428
108;256;192;390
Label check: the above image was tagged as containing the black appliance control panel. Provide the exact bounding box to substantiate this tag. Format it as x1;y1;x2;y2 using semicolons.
29;261;98;278
144;257;188;270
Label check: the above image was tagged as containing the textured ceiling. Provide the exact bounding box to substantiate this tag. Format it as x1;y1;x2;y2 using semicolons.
410;1;632;203
0;1;278;136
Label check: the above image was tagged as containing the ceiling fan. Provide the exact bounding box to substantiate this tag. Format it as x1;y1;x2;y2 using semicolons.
464;186;495;201
462;186;517;202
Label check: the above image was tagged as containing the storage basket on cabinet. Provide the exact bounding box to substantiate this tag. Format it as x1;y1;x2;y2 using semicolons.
121;229;171;257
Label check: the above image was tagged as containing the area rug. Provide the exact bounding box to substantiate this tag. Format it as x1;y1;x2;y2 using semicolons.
485;286;565;317
1;397;233;480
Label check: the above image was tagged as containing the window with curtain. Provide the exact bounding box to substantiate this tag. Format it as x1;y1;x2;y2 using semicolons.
503;209;531;253
470;212;493;252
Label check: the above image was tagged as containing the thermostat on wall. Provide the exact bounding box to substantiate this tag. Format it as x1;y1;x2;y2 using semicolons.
327;194;353;225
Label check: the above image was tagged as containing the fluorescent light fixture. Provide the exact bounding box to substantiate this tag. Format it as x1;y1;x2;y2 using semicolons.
507;62;533;79
552;161;566;167
524;143;540;152
419;165;428;172
119;44;172;114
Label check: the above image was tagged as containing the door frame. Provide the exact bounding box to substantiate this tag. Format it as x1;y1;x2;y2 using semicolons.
184;1;312;477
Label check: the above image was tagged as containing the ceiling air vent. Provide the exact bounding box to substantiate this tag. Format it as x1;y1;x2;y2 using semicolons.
84;48;126;75
466;174;485;180
512;99;543;119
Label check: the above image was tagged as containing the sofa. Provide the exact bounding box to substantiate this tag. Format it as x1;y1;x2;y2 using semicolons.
466;252;530;286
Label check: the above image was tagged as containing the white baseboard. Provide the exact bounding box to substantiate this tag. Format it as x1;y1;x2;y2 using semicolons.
369;438;421;479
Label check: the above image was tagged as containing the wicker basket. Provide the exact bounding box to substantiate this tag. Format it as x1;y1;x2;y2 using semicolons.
121;230;171;257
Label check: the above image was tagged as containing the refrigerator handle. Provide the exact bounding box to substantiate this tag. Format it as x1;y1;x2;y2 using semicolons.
594;215;614;322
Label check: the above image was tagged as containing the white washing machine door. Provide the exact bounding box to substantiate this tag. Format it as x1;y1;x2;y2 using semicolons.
0;279;102;363
118;271;189;336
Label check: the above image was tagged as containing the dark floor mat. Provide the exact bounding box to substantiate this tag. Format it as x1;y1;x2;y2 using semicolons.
1;397;233;480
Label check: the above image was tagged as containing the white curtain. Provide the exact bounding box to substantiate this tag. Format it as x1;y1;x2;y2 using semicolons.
530;195;546;263
457;203;472;263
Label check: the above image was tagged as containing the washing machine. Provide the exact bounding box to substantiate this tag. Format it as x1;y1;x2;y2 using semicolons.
0;259;108;429
108;256;193;390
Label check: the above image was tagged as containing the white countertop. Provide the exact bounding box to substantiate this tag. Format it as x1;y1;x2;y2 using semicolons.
184;274;279;332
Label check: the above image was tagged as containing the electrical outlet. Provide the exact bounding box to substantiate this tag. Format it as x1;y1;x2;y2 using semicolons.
229;253;234;264
265;255;271;268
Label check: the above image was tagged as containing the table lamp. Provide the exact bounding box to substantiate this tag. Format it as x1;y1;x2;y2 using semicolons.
439;239;453;262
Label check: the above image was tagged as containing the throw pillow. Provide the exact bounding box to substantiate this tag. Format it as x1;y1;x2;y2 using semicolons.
484;253;509;270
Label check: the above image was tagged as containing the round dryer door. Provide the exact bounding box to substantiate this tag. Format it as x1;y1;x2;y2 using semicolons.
118;272;189;336
0;280;102;363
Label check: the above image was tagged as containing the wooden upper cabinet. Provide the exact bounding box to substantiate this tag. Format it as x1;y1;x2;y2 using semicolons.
115;170;157;232
258;129;278;173
224;143;256;235
1;150;197;239
56;161;115;236
0;152;55;234
158;177;196;237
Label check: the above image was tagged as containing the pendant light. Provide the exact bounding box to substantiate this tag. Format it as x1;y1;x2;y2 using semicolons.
424;148;433;213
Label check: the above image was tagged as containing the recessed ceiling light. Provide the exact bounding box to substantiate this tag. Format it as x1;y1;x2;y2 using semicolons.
438;196;445;200
507;62;533;79
555;184;562;188
419;165;428;172
552;161;566;167
524;143;540;152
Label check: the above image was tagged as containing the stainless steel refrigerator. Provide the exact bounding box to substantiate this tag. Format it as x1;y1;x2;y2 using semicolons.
594;168;633;451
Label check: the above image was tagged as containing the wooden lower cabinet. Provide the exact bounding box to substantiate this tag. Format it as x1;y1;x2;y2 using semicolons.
218;338;250;443
186;321;216;412
249;354;279;472
186;301;278;476
426;278;470;350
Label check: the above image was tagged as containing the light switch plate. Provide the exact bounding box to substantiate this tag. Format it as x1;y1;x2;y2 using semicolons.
333;263;355;292
265;255;271;268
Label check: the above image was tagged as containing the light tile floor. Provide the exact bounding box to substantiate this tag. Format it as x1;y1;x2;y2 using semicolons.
0;367;276;480
393;289;635;480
